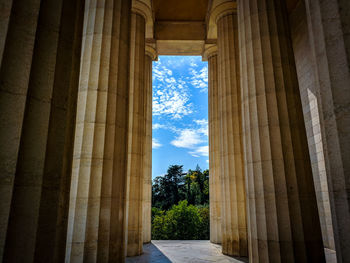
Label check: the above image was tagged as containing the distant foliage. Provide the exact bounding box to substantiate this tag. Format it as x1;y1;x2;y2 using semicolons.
152;201;209;240
151;165;210;240
152;165;209;210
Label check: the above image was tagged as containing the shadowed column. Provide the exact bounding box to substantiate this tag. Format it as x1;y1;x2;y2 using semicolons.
217;11;248;257
288;2;336;261
0;0;42;260
66;0;131;262
204;45;222;245
238;0;325;261
303;0;350;262
1;0;84;262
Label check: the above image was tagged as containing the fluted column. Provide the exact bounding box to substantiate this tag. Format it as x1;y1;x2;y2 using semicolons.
66;1;131;262
204;45;222;245
238;0;325;262
0;0;84;262
304;1;350;261
217;11;247;257
288;2;336;261
126;11;146;257
142;44;156;244
0;1;41;260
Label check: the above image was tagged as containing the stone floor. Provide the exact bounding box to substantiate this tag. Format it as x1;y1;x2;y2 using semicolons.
126;240;249;263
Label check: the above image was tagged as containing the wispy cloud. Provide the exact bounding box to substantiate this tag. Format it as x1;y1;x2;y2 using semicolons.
190;61;198;67
194;119;208;136
189;66;208;93
152;123;166;130
171;129;204;148
152;58;193;119
152;138;162;149
189;146;209;157
170;119;208;158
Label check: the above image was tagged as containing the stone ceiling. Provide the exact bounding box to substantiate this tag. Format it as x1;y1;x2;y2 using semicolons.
150;0;299;56
153;0;209;21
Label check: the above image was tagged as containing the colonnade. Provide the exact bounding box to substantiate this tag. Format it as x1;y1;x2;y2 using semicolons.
206;0;350;262
0;0;349;262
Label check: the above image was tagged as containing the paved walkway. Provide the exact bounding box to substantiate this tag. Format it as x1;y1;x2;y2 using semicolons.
126;240;248;263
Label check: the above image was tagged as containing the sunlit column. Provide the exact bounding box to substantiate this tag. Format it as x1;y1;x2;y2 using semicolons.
216;8;248;257
204;44;222;245
66;1;132;262
126;9;146;258
238;0;325;261
142;44;157;244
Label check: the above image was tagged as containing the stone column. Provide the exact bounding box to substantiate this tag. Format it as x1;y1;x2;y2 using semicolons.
0;0;84;262
126;10;146;257
303;1;350;262
217;10;248;257
142;44;156;244
204;44;222;245
288;2;336;261
238;0;325;262
0;1;42;260
66;1;131;262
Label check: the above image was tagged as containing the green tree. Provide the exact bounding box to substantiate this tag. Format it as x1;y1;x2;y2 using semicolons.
151;201;203;240
151;164;210;240
185;166;209;205
197;205;210;239
152;165;185;210
165;165;184;207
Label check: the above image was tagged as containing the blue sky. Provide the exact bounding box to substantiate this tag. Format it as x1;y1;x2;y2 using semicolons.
152;56;209;178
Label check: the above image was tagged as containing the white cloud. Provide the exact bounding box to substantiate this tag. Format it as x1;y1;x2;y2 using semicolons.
152;123;166;130
206;160;209;163
171;129;204;148
194;119;208;136
152;138;162;149
152;59;193;119
190;61;198;67
189;145;209;157
189;66;208;93
170;119;209;158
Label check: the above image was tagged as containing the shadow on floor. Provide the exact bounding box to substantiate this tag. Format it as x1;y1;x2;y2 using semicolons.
126;240;248;263
126;242;172;263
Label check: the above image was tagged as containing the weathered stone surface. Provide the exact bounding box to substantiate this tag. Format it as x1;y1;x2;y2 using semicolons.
288;1;336;262
217;12;248;257
142;46;155;244
126;12;146;257
0;1;42;260
206;45;222;245
0;0;84;262
66;1;131;262
303;1;350;262
238;0;325;261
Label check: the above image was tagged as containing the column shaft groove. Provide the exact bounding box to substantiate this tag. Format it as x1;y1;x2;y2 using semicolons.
238;0;325;261
142;53;152;244
208;53;222;244
217;12;248;257
66;0;131;262
1;0;84;261
126;12;146;257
